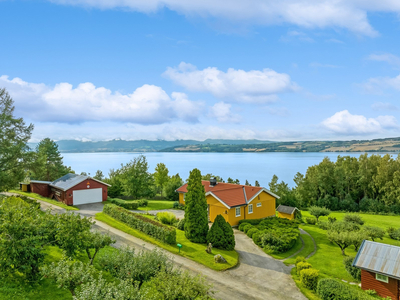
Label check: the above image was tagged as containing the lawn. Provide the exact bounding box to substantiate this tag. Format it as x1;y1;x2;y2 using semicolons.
269;235;303;260
95;212;239;271
9;190;79;211
284;233;315;265
136;200;175;211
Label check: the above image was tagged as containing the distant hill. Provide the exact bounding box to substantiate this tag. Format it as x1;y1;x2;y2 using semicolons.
28;139;272;153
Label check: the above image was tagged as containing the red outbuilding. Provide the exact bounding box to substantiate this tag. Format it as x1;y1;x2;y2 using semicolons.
30;173;110;206
353;240;400;300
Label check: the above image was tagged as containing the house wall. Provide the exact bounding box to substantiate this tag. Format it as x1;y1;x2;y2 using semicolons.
361;270;399;300
179;192;185;205
30;182;50;198
65;179;108;206
278;212;294;220
247;191;276;220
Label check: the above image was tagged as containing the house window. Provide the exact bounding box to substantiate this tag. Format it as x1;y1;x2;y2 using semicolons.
376;273;389;283
183;194;186;202
235;207;241;217
248;204;253;214
257;203;261;207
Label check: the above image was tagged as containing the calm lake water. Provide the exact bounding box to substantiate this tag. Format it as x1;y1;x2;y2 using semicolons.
62;152;394;188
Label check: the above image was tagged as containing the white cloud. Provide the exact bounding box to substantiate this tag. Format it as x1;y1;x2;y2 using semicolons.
371;102;398;111
362;74;400;94
0;75;203;124
321;110;398;134
45;0;400;36
163;62;298;103
368;53;400;68
209;102;241;123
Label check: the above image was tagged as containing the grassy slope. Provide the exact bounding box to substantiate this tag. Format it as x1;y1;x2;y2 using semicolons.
284;233;315;265
9;190;79;211
95;212;239;271
136;200;175;211
269;236;303;260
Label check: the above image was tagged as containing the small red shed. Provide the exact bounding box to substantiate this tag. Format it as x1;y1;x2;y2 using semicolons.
30;173;110;206
353;240;400;300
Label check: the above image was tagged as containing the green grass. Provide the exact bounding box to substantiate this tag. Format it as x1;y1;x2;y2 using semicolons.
9;190;79;211
269;236;303;260
136;200;175;211
95;212;239;271
284;233;315;265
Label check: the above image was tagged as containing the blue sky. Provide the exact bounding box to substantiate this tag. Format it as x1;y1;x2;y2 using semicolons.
1;0;400;142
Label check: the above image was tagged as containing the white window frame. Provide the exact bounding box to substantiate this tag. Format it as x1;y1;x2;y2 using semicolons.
375;273;389;283
257;202;261;207
235;207;241;217
248;204;253;214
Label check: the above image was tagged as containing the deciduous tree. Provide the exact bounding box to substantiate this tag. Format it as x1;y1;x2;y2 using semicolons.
154;163;169;196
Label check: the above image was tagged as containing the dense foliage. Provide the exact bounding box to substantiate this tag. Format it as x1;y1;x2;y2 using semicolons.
184;168;209;243
157;211;177;225
206;215;235;250
317;278;375;300
107;197;139;209
0;88;33;192
163;173;184;201
103;204;176;244
343;256;361;281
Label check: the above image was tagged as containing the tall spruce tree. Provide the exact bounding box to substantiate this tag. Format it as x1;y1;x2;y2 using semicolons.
206;214;235;250
184;168;209;243
0;88;34;191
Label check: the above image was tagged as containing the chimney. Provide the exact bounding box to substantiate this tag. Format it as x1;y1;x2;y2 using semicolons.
210;178;217;187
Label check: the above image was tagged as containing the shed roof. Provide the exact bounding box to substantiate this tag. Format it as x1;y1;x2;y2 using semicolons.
352;240;400;280
176;181;279;208
49;173;110;191
276;205;298;215
30;180;52;184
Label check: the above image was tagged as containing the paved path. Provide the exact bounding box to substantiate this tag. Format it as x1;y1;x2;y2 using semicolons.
2;194;306;300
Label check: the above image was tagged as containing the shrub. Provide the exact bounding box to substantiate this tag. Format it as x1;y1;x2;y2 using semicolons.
173;201;179;209
103;204;176;244
343;256;361;281
328;216;337;223
19;196;40;209
343;213;364;225
317;278;375;300
306;217;317;225
107;198;139;210
365;290;376;296
387;227;400;240
206;215;235;250
252;230;263;246
239;222;251;231
137;199;148;207
247;228;259;238
318;220;330;230
243;224;253;233
295;256;306;265
238;218;266;226
309;206;331;221
297;261;312;276
157;212;177;225
362;226;385;241
300;268;319;290
177;218;185;231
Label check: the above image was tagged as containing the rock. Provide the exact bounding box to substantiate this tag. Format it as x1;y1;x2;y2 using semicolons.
214;254;227;264
205;243;212;254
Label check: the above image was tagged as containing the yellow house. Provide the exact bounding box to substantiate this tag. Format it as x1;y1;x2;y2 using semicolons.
276;205;300;220
176;179;279;226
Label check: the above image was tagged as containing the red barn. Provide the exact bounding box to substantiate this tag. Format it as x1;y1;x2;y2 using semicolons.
30;173;110;206
353;240;400;300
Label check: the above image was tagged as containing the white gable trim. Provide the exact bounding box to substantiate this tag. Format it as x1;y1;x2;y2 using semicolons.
205;191;231;209
50;176;110;191
247;188;280;204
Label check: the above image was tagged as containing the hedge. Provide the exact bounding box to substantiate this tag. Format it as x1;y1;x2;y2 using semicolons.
317;278;375;300
247;228;259;238
297;261;312;276
300;268;319;291
107;198;139;210
238;217;267;226
343;256;361;281
103;204;176;244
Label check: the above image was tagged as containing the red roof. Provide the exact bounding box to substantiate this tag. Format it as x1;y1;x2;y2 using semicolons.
176;181;272;208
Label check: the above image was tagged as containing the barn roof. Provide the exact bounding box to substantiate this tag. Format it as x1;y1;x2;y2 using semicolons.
49;173;110;191
30;180;52;184
176;180;279;208
352;240;400;280
276;205;299;215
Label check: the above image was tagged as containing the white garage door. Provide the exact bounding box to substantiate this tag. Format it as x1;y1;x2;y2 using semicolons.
73;188;102;205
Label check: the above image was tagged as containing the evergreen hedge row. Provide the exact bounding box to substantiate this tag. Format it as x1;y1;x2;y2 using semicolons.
107;198;139;210
317;278;375;300
103;204;176;244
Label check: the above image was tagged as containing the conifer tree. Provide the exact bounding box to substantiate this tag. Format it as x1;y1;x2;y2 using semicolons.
184;168;208;243
206;215;235;250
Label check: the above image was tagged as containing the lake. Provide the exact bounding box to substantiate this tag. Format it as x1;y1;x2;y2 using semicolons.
62;152;394;188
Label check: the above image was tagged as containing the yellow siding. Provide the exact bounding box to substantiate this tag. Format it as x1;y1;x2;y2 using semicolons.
246;191;276;220
178;193;185;205
21;184;28;192
278;212;294;220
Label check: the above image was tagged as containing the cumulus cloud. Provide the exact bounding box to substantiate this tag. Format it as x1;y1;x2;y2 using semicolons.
163;62;298;103
0;75;203;124
209;102;241;123
321;110;398;134
368;53;400;68
46;0;396;36
362;74;400;94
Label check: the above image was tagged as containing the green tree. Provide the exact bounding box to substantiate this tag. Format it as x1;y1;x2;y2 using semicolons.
154;163;169;197
245;179;251;186
164;173;183;201
206;214;235;250
254;180;260;187
83;231;115;265
309;206;331;221
0;88;34;191
202;174;224;182
327;230;356;255
30;138;73;181
362;226;385;242
93;170;104;181
121;155;155;199
105;168;124;198
184;168;209;243
268;175;279;194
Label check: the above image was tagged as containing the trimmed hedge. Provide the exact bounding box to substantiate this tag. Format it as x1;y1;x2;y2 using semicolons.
103;204;176;244
239;222;250;231
317;278;375;300
243;224;253;233
247;228;259;238
238;217;267;226
306;217;317;225
300;268;319;290
107;198;139;210
297;261;312;276
343;256;361;281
